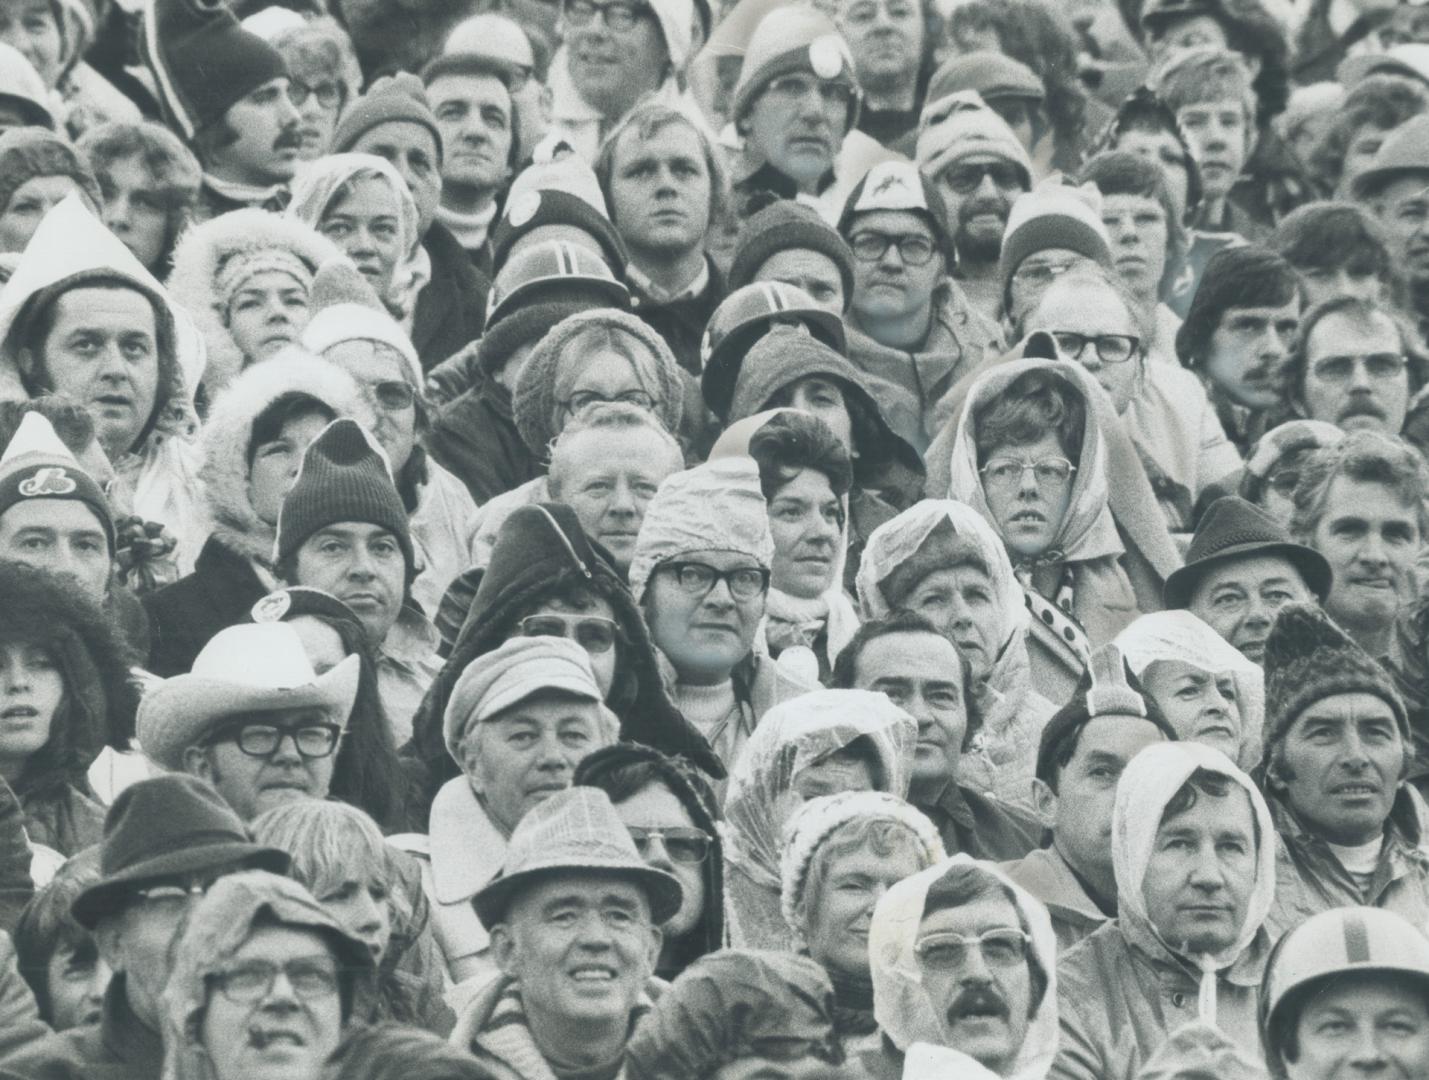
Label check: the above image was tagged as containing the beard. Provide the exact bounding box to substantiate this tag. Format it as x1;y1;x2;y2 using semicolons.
954;194;1011;263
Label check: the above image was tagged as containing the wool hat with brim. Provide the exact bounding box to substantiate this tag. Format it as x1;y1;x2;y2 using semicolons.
71;774;290;929
1350;114;1429;201
1163;496;1332;609
473;786;682;927
1262;602;1407;752
137;622;361;770
142;0;288;141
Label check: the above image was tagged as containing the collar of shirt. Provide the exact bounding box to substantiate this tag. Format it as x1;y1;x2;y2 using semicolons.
381;604;441;668
626;258;710;305
202;171;288;207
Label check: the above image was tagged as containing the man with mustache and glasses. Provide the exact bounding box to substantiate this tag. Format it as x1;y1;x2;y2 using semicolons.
1052;743;1275;1080
1289;298;1422;438
864;856;1059;1079
914;92;1033;322
1257;603;1429;941
1290;432;1426;663
140;0;301;221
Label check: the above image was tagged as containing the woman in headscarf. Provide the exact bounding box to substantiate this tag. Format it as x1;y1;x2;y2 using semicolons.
948;357;1165;704
286;153;426;339
1115;609;1266;772
709;409;857;685
780;792;944;1045
160;871;377;1080
723;688;916;952
856;499;1056;807
625;950;846;1080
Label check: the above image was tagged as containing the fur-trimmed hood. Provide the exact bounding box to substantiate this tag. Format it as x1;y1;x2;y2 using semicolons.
166;208;346;398
199;351;373;563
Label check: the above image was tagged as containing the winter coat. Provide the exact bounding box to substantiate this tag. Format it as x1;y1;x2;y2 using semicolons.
1262;784;1429;943
18;783;104;860
948;358;1175;705
0;196;205;561
166;208;344;397
412;222;489;372
723;690;916;951
407;459;480;618
0;932;45;1064
427;379;541;505
867;855;1060;1080
144;357;373;674
5;977;158;1080
1050;743;1278;1080
856;500;1057;808
1002;844;1111;955
845;279;1005;453
914;780;1042;864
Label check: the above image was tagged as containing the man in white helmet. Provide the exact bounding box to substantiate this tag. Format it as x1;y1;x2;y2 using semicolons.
1260;905;1429;1080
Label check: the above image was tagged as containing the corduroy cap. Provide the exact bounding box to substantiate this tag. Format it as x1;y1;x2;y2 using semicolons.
141;0;288;141
0;412;114;553
71;775;290;929
726;198;856;302
1262;603;1408;753
474;786;682;927
274;419;413;570
1164;496;1332;609
332;72;444;162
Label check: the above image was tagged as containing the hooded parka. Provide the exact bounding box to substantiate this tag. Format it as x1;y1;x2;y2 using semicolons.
1051;742;1277;1080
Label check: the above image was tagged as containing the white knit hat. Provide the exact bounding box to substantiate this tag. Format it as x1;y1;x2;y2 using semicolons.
779;791;944;932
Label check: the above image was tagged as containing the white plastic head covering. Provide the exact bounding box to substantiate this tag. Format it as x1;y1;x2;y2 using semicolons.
1114;610;1266;771
1113;742;1276;1023
629;456;775;604
723;689;917;891
868;853;1060;1080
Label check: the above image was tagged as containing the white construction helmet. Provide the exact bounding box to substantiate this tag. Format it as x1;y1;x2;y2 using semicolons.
1261;906;1429;1077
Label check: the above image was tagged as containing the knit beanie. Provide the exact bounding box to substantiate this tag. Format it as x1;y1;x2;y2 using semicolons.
1035;643;1177;784
925;51;1044;111
727;198;855;300
331;73;443;163
141;0;288;141
490;157;628;275
629;456;774;604
838;160;953;264
997;181;1114;303
477;294;621;376
780;791;943;932
300;260;422;386
1262;603;1408;752
0;412;114;553
0;128;100;218
513;308;684;456
731;6;859;131
274;418;413;570
916;90;1033;187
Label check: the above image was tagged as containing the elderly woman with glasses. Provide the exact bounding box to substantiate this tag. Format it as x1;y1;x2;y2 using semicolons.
160;871;376;1080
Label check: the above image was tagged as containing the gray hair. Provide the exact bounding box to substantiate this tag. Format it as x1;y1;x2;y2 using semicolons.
548;402;684;498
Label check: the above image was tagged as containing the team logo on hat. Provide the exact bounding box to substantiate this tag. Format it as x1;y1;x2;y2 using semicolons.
507;191;542;228
809;35;847;81
251;590;292;623
18;467;77;497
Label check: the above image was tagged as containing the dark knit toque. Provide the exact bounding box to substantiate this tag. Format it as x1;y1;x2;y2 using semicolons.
1164;496;1332;609
141;0;288;141
1262;603;1408;751
275;419;413;570
727;198;856;302
332;73;444;163
1035;644;1177;784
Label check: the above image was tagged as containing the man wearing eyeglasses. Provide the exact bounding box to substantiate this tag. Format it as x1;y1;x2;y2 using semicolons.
7;775;289;1080
837;160;1003;449
915;91;1033;322
864;857;1058;1079
1290;297;1420;438
1051;743;1274;1080
136;621;360;822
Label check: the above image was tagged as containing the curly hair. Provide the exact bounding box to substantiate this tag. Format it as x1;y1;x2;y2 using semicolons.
974;368;1086;465
1289;429;1429;543
746;409;854;506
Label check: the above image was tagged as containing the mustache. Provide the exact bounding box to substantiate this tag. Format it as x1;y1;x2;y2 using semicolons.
1341;400;1386;420
273;127;303;151
947;985;1010;1024
957;194;1009;224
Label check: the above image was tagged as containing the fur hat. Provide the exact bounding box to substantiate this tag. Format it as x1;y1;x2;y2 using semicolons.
1262;602;1408;752
167;208;344;395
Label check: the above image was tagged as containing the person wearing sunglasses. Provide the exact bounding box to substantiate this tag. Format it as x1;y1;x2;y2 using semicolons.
915;91;1033;323
160;871;376;1080
577;742;726;981
837;160;1004;448
865;856;1057;1080
1291;296;1422;439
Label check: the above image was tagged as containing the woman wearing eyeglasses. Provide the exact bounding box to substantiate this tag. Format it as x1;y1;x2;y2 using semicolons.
948;358;1167;705
300;261;481;620
576;742;726;981
267;19;363;163
160;871;376;1080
